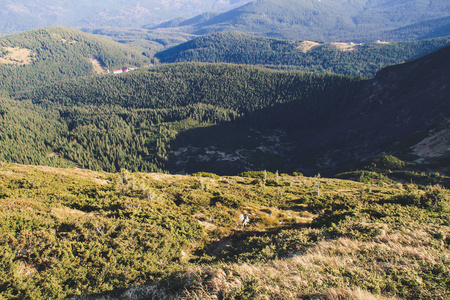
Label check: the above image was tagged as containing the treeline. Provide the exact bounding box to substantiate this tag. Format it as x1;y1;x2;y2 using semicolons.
155;31;450;77
0;26;151;93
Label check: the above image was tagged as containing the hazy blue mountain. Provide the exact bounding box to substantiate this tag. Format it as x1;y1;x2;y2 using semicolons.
0;0;251;33
381;16;450;41
150;0;450;42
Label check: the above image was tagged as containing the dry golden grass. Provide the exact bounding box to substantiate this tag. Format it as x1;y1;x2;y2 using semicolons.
321;287;400;300
330;43;359;52
0;163;110;185
14;261;37;278
90;58;108;74
0;46;35;65
159;222;447;299
296;41;322;52
50;206;86;220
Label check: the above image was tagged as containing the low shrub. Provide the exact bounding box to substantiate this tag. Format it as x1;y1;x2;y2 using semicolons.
192;172;220;179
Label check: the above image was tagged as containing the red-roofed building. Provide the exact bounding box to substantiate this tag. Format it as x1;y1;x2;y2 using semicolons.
112;67;130;74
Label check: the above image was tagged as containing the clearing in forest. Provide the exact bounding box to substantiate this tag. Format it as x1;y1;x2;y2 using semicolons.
330;42;360;51
90;57;108;74
0;46;35;65
296;40;322;52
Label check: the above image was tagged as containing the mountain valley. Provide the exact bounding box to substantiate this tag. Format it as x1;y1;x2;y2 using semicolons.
0;2;449;298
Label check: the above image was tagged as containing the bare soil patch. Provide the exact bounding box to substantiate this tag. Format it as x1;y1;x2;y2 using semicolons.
61;38;77;44
412;126;450;158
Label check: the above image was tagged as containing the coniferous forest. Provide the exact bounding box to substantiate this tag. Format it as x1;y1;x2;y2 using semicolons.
2;63;355;174
155;31;450;77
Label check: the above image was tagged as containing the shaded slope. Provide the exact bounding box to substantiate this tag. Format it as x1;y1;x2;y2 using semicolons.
295;44;450;171
169;45;450;175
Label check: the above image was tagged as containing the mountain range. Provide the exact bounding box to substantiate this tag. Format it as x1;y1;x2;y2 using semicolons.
0;0;251;33
149;0;450;42
2;0;449;43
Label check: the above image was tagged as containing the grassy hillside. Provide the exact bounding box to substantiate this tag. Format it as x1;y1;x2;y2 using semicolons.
0;163;448;299
0;26;151;93
155;31;450;77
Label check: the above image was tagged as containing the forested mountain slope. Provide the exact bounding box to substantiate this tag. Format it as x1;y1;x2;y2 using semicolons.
2;63;352;173
20;63;350;110
150;0;450;42
0;27;151;93
155;31;450;77
2;45;448;176
168;45;450;175
381;16;450;41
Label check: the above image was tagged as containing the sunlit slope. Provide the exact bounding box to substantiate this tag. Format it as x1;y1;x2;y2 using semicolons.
0;26;151;93
0;164;448;299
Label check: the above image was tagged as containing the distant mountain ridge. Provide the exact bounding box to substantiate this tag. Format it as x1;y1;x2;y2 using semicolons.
381;15;450;41
154;31;450;77
0;0;251;33
150;0;450;42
